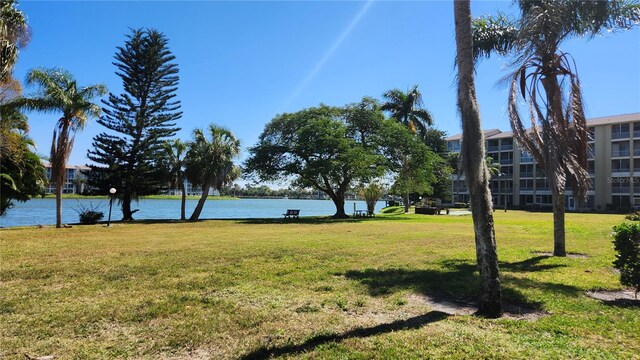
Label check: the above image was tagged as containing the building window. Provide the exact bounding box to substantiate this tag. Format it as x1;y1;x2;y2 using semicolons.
611;177;631;194
500;152;513;165
501;138;513;151
612;159;630;173
535;178;550;191
611;195;631;210
520;164;534;177
447;140;461;152
612;124;630;139
520;195;533;205
612;142;630;157
520;179;533;190
634;123;640;138
487;140;499;152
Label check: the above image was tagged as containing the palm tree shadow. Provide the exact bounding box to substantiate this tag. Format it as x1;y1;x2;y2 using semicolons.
239;311;449;360
344;257;580;310
500;255;567;272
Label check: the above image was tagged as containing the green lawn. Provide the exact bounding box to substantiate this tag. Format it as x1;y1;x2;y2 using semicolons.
1;211;637;359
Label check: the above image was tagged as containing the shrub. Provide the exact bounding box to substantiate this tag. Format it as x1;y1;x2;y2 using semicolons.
74;202;105;225
359;183;384;214
612;223;640;298
625;211;640;221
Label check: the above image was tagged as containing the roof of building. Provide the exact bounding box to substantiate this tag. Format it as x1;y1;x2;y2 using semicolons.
445;113;640;141
585;112;640;127
41;160;90;170
486;131;514;140
445;129;500;141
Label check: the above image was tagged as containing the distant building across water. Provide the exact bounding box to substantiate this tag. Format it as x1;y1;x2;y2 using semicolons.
42;161;216;197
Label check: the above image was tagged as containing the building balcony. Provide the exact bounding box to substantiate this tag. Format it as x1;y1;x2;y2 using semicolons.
520;157;534;163
612;170;631;177
612;132;630;140
500;145;513;151
634;149;640;157
634;131;640;138
612;187;631;194
487;145;500;152
612;150;630;157
499;158;513;165
520;172;534;178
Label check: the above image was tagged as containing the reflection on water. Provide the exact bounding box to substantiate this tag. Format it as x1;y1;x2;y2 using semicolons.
0;198;385;227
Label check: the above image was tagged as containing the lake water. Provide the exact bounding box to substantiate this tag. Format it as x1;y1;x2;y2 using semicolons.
0;198;385;228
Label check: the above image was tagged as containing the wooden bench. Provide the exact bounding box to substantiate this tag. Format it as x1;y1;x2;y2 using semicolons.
415;206;450;215
354;209;375;218
283;209;300;220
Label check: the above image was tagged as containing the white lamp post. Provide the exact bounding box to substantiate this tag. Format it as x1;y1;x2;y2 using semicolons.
107;188;116;227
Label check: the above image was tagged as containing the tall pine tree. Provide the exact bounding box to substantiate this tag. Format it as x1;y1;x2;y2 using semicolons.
86;28;181;221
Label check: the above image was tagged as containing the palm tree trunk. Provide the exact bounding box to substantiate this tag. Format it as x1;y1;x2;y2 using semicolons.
551;178;566;256
55;183;62;228
52;124;70;229
180;181;186;221
541;75;568;257
454;0;502;318
189;183;210;221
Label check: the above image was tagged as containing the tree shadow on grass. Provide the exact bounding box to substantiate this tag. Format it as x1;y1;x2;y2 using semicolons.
239;311;449;360
235;215;409;225
344;258;580;311
97;215;413;226
500;255;567;272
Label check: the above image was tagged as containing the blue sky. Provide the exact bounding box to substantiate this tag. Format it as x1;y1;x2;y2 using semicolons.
14;1;640;166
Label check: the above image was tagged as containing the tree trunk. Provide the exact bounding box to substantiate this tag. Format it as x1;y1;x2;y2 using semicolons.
454;0;502;318
55;183;62;228
121;192;134;221
552;183;566;256
189;184;210;221
404;193;410;213
331;193;348;219
541;75;568;257
180;180;186;221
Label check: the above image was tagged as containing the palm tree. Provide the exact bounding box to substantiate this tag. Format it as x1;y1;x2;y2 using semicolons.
185;124;241;221
454;0;503;318
0;101;46;214
0;0;30;83
381;85;434;140
486;156;501;178
473;0;640;256
20;68;106;228
163;139;188;220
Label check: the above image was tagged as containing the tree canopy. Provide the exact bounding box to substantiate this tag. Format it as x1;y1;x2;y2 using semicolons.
19;67;106;227
86;28;181;221
185;124;241;221
245;98;408;218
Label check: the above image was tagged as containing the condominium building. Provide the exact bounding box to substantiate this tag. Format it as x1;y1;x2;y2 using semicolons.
446;113;640;211
42;161;90;195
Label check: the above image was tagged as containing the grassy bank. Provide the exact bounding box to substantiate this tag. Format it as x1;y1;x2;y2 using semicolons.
1;211;637;359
